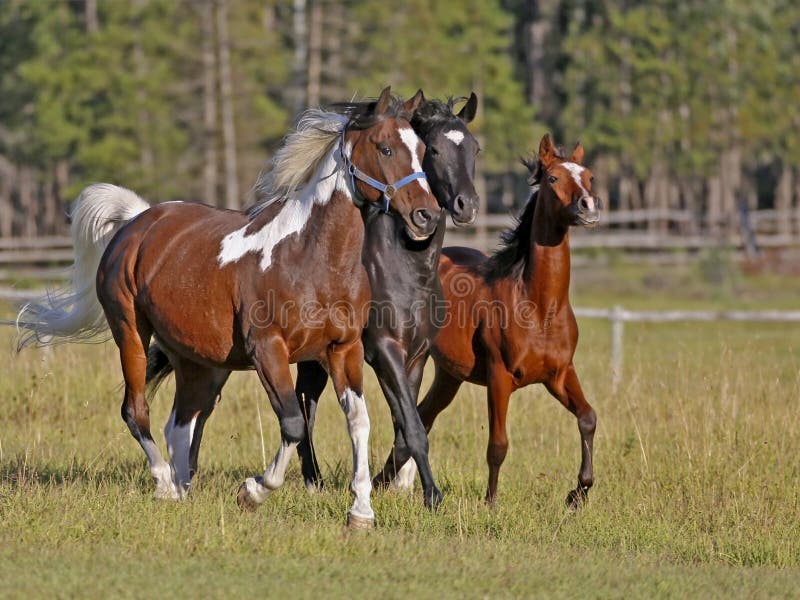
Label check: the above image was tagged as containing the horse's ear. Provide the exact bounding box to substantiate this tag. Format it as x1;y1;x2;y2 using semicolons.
375;86;393;115
571;141;584;165
539;133;556;167
457;92;478;123
403;89;425;115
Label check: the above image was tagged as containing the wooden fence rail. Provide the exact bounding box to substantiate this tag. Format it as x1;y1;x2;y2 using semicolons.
0;208;799;287
573;306;800;391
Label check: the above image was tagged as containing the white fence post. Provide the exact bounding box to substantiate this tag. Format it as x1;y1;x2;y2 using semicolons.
611;305;624;393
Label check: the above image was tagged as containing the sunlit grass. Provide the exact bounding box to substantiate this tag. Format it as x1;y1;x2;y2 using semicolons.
1;264;800;597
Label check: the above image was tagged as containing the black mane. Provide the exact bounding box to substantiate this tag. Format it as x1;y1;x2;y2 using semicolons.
410;97;465;134
481;145;568;281
328;95;414;130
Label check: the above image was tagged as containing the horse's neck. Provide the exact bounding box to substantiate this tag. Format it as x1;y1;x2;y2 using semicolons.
523;204;571;305
361;208;445;292
246;188;363;267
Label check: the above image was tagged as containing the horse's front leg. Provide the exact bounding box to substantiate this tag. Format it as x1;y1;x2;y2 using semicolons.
327;340;375;529
237;335;305;511
294;360;329;492
485;365;514;504
369;340;442;510
546;363;597;508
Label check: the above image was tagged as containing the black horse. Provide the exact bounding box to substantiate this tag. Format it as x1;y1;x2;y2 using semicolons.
295;93;480;508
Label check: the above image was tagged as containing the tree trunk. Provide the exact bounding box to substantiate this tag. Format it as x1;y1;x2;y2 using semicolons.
202;0;219;206
322;2;344;102
591;155;611;212
55;159;70;232
645;161;669;233
292;0;308;115
775;164;793;238
0;155;14;238
85;0;99;33
216;0;239;210
17;166;36;237
133;0;154;186
707;175;722;236
526;2;550;109
306;0;322;107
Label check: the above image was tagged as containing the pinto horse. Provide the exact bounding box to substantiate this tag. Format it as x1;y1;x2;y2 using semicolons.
292;93;480;508
379;133;601;506
13;87;440;528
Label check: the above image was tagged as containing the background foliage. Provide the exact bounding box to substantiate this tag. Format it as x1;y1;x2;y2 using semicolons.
0;0;799;235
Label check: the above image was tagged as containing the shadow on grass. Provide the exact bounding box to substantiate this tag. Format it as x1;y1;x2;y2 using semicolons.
0;453;361;496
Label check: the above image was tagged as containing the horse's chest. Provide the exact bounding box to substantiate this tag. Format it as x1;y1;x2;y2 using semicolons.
502;316;575;386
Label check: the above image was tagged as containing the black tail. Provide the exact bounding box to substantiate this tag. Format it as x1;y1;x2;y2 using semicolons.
145;341;174;400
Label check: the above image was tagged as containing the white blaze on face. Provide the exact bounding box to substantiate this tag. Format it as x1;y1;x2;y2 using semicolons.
398;127;431;193
561;162;596;211
444;130;465;146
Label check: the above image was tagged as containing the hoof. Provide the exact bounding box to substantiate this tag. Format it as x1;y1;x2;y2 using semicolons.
424;487;444;511
304;478;325;494
153;484;182;501
371;473;391;491
565;486;589;509
236;482;260;512
346;512;375;530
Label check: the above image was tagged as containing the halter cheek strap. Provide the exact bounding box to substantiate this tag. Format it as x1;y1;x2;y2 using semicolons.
340;132;428;214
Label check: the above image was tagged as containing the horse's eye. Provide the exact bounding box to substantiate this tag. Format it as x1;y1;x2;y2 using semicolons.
429;147;439;157
548;175;558;184
590;176;595;183
380;146;393;157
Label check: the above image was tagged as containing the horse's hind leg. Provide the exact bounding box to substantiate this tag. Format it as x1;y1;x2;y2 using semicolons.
326;341;374;528
294;360;329;492
237;336;306;510
546;364;597;508
164;358;230;495
110;310;176;499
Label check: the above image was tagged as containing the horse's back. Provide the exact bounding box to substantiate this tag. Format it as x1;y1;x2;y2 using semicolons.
441;246;487;269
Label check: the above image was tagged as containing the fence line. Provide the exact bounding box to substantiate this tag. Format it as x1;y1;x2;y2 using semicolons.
1;207;800;280
573;306;800;391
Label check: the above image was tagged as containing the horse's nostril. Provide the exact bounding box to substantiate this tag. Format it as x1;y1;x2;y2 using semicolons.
454;195;465;213
412;208;433;227
579;197;590;211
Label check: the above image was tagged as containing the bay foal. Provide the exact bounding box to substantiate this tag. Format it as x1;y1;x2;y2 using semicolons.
379;133;601;506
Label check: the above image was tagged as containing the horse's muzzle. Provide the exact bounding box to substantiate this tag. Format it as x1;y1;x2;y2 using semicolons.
449;193;479;227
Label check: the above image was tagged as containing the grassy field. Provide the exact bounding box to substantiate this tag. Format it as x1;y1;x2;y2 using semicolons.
1;259;799;598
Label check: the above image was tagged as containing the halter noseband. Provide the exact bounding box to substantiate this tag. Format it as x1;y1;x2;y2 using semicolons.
339;131;428;214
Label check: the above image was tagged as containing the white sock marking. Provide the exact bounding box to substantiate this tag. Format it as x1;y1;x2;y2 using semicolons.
340;388;374;520
392;459;418;492
218;148;350;271
242;439;299;506
444;130;465;146
165;411;197;494
399;128;431;194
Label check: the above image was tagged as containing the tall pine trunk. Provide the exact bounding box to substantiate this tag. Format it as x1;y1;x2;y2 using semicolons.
292;0;308;114
306;0;322;107
202;0;219;206
216;0;239;209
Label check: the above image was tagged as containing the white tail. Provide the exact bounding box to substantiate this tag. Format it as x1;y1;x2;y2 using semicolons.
13;183;151;350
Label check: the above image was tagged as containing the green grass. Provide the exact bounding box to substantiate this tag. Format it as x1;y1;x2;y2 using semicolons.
1;264;800;597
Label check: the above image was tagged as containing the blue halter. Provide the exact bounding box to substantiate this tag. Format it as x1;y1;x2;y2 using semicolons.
340;131;428;214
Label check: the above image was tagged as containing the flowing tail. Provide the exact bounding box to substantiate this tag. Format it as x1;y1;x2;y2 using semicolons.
12;183;151;350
